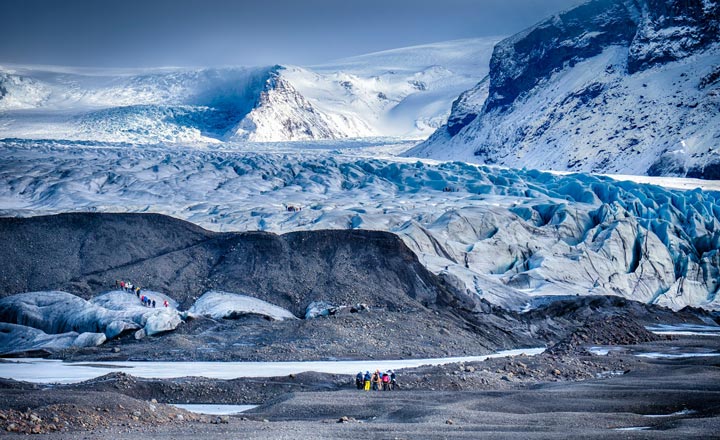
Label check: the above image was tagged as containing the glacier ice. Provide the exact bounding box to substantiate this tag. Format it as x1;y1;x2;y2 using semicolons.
188;290;297;321
0;142;718;310
304;301;369;319
0;290;183;340
0;289;295;354
0;37;500;144
305;301;336;319
0;322;106;356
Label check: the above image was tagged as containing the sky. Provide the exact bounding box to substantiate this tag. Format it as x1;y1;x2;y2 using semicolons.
0;0;584;68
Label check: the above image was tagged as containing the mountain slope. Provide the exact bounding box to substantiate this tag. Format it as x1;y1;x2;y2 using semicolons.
0;213;452;314
0;212;546;358
227;69;373;142
0;38;500;144
301;37;501;138
409;0;720;179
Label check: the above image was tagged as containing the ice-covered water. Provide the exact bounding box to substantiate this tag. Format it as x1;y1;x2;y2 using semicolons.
0;348;544;384
587;347;623;356
634;352;720;359
643;409;697;418
613;427;651;431
646;324;720;336
171;404;257;415
585;342;720;360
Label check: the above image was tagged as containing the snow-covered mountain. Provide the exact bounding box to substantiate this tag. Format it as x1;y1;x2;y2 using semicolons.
2;140;719;311
0;38;499;144
409;0;720;179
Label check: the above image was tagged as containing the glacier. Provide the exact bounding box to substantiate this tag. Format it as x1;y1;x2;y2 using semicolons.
0;288;294;354
0;290;183;342
1;141;719;311
0;322;106;356
188;290;297;321
0;37;499;144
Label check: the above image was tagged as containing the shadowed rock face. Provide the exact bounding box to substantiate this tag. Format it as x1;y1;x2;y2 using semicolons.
628;0;720;73
413;0;720;179
485;0;638;113
485;0;719;115
0;213;452;314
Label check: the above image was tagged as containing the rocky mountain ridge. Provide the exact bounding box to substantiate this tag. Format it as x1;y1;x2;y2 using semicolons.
409;0;720;179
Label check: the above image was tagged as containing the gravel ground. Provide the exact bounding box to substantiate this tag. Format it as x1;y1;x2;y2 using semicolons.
2;336;719;438
49;310;527;363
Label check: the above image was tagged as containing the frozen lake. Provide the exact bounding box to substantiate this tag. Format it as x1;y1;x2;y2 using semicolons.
646;324;720;337
0;348;544;384
171;404;257;415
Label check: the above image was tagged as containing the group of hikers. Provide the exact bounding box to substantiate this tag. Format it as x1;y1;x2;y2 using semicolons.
117;280;141;296
355;370;398;391
115;280;169;308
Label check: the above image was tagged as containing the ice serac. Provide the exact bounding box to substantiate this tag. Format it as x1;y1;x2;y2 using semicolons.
410;0;720;178
188;290;297;321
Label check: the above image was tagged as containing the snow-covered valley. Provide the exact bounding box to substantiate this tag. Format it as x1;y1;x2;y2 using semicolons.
1;140;719;311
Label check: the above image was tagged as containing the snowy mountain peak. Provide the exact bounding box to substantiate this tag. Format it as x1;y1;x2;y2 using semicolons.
410;0;720;179
228;66;372;142
484;0;639;113
0;38;501;144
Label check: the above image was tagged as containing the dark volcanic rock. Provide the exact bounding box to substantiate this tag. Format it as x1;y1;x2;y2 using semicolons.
0;213;449;314
445;80;488;136
547;314;662;355
0;381;201;435
628;0;720;73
